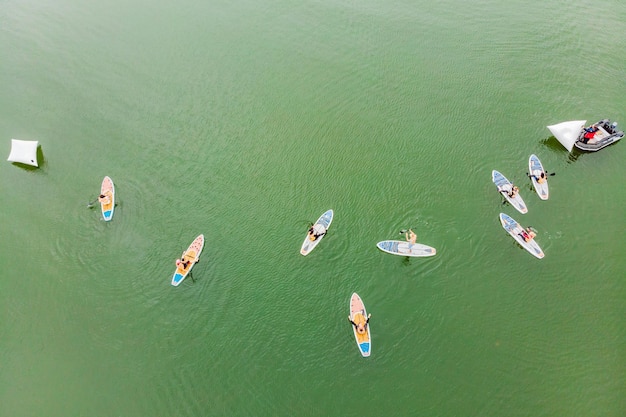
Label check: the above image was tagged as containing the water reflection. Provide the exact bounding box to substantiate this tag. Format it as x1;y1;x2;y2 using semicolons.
540;136;582;163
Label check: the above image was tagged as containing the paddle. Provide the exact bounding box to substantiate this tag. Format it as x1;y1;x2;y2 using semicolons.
399;229;417;235
87;198;118;208
87;198;99;208
87;194;116;208
499;191;511;205
526;171;556;178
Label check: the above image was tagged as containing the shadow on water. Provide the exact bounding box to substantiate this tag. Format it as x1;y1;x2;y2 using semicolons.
37;146;45;166
540;136;582;163
401;255;437;266
10;161;39;171
540;136;564;152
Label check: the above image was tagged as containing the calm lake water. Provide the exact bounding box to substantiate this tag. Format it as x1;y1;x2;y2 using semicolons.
1;0;625;416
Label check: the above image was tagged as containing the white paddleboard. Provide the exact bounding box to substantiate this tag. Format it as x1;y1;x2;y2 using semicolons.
492;170;527;214
499;213;544;259
528;154;549;200
376;240;436;257
300;210;333;256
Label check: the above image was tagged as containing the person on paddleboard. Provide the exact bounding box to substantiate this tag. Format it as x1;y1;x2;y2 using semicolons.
176;257;191;269
536;171;547;183
98;193;111;205
498;184;519;198
349;313;371;334
530;170;547;183
406;229;417;246
517;227;536;242
308;224;326;241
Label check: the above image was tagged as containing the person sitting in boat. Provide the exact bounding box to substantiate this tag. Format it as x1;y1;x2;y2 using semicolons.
308;224;326;241
406;229;417;246
348;313;371;334
582;125;599;143
98;193;111;205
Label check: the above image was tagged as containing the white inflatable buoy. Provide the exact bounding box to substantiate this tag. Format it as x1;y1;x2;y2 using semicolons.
7;139;39;167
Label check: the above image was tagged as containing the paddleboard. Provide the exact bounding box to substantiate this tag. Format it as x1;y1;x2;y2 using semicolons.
172;234;205;286
528;154;549;200
349;293;371;357
300;209;333;256
492;170;527;214
376;240;436;257
100;176;115;221
499;213;544;259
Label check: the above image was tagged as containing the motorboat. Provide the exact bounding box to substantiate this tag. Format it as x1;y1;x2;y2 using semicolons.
547;119;623;152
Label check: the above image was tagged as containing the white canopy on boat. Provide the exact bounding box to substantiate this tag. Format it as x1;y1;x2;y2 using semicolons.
547;120;586;152
7;139;39;167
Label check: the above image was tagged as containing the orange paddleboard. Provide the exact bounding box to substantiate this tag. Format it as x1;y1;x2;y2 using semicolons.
349;293;371;357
